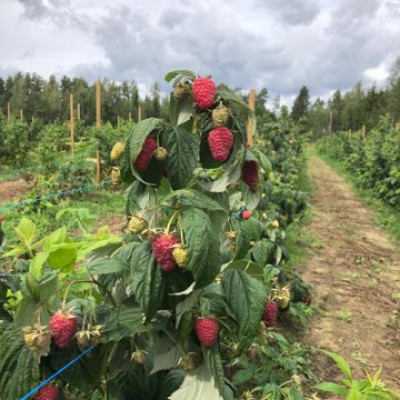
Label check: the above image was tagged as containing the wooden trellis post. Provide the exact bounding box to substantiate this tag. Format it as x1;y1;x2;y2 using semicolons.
20;109;23;120
70;93;75;158
246;89;256;147
7;102;11;124
96;79;101;129
138;105;142;122
117;115;120;130
396;122;400;130
128;112;132;123
348;129;352;139
362;125;366;140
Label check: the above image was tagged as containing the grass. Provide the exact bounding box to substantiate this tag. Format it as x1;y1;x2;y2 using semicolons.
311;145;400;243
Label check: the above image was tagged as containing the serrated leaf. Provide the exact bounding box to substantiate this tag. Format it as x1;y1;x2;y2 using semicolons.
130;242;166;322
166;127;199;190
314;382;348;396
223;260;263;279
176;290;201;327
204;345;225;393
15;217;36;247
169;95;193;126
150;335;182;374
47;245;77;272
181;209;222;288
164;69;196;83
321;350;352;380
251;240;276;265
29;252;48;280
39;271;59;302
129;118;162;162
169;364;223;400
222;269;266;350
87;257;129;275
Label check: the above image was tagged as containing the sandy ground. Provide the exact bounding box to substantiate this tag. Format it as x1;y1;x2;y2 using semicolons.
0;179;30;205
302;155;400;393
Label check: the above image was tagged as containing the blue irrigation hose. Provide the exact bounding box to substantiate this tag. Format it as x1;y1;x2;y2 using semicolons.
19;346;95;400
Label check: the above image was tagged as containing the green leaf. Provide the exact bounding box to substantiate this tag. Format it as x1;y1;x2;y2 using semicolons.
87;257;129;275
169;95;193;126
314;382;348;396
150;335;182;374
166;126;199;190
14;298;39;327
15;217;36;247
130;242;166;322
101;303;165;342
181;208;222;288
38;271;59;302
164;189;226;213
47;245;77;272
129;118;162;162
169;364;222;400
29;252;48;280
321;350;352;380
222;269;266;349
204;345;225;393
224;260;263;279
164;69;196;83
176;290;202;327
251;240;276;265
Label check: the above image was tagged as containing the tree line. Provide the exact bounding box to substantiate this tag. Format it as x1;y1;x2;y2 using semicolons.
1;57;400;132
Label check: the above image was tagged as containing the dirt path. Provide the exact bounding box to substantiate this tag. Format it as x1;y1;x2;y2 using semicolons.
0;179;30;204
303;155;400;390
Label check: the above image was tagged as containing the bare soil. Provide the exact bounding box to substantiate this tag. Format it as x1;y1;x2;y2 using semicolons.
0;179;30;204
302;155;400;392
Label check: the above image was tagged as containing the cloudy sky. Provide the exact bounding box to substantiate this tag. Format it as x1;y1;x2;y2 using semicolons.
1;0;400;105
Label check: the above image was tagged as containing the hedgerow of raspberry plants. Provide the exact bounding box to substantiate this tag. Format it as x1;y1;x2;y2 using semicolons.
0;70;312;400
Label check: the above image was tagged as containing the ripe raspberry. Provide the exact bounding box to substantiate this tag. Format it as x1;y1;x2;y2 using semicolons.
192;77;216;109
134;136;157;171
242;210;251;219
35;385;59;400
151;233;180;272
212;104;229;127
242;161;259;188
49;310;77;349
195;317;219;347
262;301;278;327
208;127;234;162
127;216;148;235
172;247;189;268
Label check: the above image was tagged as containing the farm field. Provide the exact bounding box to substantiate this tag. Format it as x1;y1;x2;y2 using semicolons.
1;71;400;400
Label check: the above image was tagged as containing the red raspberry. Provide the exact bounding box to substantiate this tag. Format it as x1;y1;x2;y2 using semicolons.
35;385;59;400
195;317;219;347
49;310;77;348
242;210;251;219
151;233;180;272
262;301;278;327
242;161;259;188
134;136;157;171
208;127;234;162
192;77;216;109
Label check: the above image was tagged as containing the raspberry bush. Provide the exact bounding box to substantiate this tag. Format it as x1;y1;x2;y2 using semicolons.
0;70;312;400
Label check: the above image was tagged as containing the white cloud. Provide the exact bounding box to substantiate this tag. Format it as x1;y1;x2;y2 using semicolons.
0;0;399;105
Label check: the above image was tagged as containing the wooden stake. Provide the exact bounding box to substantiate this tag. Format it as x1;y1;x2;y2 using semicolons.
117;115;120;130
7;102;11;124
96;79;101;129
77;102;81;122
70;93;75;158
96;150;101;183
348;129;352;139
246;89;256;147
362;125;366;140
128;112;132;123
20;109;23;120
396;122;400;130
138;105;142;122
329;111;333;132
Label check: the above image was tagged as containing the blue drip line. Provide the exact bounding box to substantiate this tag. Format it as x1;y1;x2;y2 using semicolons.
0;180;111;211
20;346;95;400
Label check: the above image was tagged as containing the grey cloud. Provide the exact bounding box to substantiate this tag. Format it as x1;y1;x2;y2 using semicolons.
255;0;320;25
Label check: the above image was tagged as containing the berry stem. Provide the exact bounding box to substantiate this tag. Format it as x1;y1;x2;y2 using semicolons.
165;210;180;234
